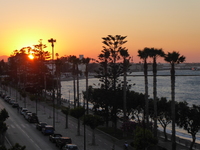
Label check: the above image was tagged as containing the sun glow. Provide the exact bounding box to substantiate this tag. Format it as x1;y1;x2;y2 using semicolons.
28;54;34;60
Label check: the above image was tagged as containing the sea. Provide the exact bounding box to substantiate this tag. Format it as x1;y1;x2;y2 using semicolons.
60;69;200;143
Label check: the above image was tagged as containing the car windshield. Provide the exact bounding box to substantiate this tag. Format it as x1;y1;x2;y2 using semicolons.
46;127;53;129
40;123;47;125
68;146;78;150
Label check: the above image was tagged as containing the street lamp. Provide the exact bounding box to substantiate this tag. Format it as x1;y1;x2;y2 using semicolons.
48;38;56;129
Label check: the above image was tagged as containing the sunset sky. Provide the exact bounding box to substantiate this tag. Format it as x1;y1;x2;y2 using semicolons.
1;0;200;63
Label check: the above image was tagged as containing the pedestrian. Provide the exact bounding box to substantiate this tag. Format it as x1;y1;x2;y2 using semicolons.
124;141;129;150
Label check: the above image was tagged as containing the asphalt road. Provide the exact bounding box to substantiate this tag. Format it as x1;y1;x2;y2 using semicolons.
0;97;57;150
0;88;125;150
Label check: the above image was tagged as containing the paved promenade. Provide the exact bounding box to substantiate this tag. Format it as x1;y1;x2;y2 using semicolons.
3;87;199;150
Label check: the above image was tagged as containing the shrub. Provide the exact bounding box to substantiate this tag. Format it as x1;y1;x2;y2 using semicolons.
133;127;158;150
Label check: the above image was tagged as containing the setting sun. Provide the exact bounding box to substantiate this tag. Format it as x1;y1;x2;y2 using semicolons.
28;54;34;60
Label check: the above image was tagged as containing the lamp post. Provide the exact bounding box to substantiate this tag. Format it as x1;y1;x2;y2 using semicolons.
48;38;56;129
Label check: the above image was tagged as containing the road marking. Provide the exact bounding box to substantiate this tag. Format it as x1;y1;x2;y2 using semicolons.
14;123;42;150
21;124;26;128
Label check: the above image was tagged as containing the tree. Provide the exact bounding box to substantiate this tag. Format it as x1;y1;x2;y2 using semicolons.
55;55;62;106
61;107;70;129
0;109;9;146
70;106;85;136
148;48;165;137
156;97;172;141
119;49;131;130
176;102;200;150
83;114;104;145
95;49;110;127
68;55;78;108
0;143;26;150
133;127;158;150
82;57;91;114
101;35;128;128
138;47;151;126
8;143;26;150
164;51;186;150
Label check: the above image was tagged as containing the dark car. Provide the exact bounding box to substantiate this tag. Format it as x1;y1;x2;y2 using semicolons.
41;125;54;135
56;137;72;149
62;144;79;150
49;133;62;143
28;113;38;123
12;102;19;108
36;122;47;130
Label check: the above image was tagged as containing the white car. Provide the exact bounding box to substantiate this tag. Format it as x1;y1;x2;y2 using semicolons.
20;108;28;115
62;144;79;150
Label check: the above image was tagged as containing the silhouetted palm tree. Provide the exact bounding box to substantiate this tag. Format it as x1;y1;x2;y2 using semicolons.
138;47;151;126
119;49;130;123
164;51;185;150
82;57;91;114
68;55;77;108
120;49;131;137
149;48;165;137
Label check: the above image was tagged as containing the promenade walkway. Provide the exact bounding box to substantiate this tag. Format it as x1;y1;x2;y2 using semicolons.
3;87;199;150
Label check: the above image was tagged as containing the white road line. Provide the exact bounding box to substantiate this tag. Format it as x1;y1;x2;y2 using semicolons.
14;123;42;150
21;124;26;128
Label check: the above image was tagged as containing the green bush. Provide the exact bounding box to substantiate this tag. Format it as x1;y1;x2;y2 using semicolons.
133;127;158;150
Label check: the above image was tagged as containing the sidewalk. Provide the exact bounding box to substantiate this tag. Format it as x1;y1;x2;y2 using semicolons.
4;87;198;150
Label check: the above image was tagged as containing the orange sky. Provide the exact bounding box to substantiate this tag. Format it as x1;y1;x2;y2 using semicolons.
1;0;200;63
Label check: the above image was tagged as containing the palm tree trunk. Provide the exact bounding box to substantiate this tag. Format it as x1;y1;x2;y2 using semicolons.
73;64;76;108
144;59;149;127
76;64;80;136
77;117;80;136
153;57;157;138
65;114;68;128
85;64;89;114
171;63;176;150
92;129;96;145
123;60;127;137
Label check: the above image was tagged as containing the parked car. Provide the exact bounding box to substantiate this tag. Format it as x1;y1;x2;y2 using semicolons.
36;122;47;130
28;113;38;123
49;133;62;143
8;99;16;105
24;112;32;120
1;93;6;98
20;108;28;115
41;125;54;135
12;102;19;108
4;96;10;102
61;144;79;150
55;137;72;149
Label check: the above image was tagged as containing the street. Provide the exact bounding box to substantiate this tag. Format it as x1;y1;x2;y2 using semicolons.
0;88;125;150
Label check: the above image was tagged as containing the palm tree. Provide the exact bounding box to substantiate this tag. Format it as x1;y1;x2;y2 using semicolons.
137;47;151;126
164;51;185;150
55;54;62;106
68;55;77;108
82;57;91;114
148;48;165;137
119;49;130;126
